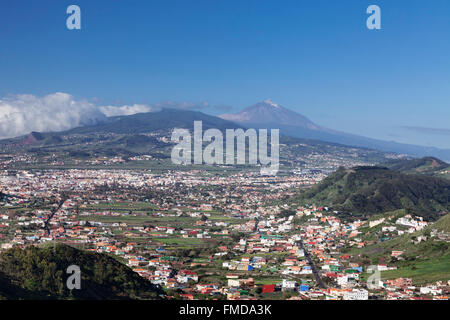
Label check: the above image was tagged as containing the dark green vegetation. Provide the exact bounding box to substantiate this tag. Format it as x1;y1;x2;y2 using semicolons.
382;157;450;178
0;243;164;300
298;166;450;221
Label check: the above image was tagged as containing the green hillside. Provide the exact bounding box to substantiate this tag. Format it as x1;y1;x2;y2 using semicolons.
298;166;450;220
0;243;164;300
432;212;450;233
354;214;450;285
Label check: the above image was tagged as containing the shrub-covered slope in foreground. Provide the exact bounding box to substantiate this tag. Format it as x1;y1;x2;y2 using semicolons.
0;243;164;300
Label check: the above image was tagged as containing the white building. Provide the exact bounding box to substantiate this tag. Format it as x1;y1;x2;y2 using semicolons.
343;289;369;300
337;275;348;286
420;286;442;296
282;279;297;290
228;279;240;287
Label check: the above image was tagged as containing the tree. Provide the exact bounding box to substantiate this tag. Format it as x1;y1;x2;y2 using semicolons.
283;292;292;299
280;209;296;218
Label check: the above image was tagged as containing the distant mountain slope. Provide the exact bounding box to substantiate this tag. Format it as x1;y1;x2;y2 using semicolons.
0;108;246;159
0;108;394;165
220;100;450;160
67;108;244;134
0;108;246;151
221;99;320;129
382;157;450;177
298;166;450;221
0;243;163;300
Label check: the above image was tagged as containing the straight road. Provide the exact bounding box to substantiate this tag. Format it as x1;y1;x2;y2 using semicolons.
44;196;67;235
297;239;326;289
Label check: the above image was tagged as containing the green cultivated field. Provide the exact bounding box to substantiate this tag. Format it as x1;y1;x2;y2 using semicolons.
254;277;281;285
157;237;206;245
381;254;450;285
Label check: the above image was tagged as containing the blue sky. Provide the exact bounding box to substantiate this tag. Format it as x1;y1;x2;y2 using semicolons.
0;0;449;148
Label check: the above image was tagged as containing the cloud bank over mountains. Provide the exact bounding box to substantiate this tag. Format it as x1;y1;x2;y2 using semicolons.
0;92;222;139
99;104;157;117
0;93;107;140
100;101;218;117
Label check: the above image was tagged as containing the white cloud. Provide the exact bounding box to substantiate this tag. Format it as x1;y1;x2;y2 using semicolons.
99;104;158;117
0;92;217;139
0;92;106;139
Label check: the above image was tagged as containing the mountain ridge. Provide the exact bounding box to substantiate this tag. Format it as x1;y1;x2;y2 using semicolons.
0;108;395;166
220;100;450;160
382;156;450;177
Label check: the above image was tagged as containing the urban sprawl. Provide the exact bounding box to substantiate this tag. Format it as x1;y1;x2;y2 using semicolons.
0;155;448;300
